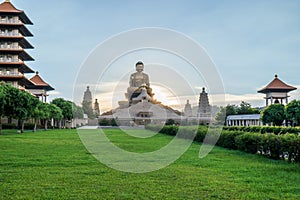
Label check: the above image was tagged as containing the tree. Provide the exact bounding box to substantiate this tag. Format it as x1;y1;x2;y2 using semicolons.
215;104;238;125
51;98;76;128
3;84;39;133
261;104;285;126
32;101;44;132
238;101;260;114
48;103;63;129
39;102;50;131
286;100;300;126
0;82;7;134
72;103;84;119
51;98;72;118
226;104;239;116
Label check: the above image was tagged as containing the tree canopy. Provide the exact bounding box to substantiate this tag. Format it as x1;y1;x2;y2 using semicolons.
286;100;300;126
261;104;285;126
215;102;259;124
0;83;85;132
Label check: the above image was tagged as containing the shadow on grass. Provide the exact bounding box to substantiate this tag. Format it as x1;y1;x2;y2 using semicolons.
0;129;35;135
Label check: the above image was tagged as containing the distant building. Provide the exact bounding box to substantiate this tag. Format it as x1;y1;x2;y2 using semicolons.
258;74;297;106
82;86;93;118
183;100;193;117
94;99;100;116
226;114;262;126
197;87;211;118
83;86;92;105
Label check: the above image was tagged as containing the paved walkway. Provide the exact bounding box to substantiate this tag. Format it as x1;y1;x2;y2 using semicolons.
77;126;98;129
77;126;145;130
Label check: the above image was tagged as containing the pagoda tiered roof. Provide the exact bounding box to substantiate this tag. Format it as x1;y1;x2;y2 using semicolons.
258;75;297;94
0;1;33;24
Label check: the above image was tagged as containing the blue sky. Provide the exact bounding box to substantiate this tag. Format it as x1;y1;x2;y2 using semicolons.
11;0;300;110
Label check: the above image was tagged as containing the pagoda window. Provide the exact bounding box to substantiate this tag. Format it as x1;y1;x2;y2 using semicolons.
13;55;18;61
7;42;11;48
7;16;13;22
12;29;18;35
12;42;19;49
7;55;12;62
0;28;5;35
0;42;4;48
0;16;6;22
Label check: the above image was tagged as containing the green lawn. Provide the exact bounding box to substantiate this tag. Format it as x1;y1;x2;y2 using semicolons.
0;129;299;199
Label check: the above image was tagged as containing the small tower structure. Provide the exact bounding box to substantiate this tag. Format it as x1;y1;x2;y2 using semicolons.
258;74;297;106
197;87;211;117
94;98;100;116
184;100;193;117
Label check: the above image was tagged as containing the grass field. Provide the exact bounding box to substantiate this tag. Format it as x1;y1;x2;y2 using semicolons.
0;128;300;199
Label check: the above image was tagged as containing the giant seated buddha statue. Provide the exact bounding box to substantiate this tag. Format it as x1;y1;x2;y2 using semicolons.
126;61;153;104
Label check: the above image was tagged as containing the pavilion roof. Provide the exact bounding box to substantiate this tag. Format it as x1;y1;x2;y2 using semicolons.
29;72;54;91
258;75;297;94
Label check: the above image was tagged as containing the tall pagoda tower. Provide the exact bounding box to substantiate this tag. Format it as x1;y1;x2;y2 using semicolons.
0;0;35;89
258;74;297;106
82;86;93;118
197;87;211;118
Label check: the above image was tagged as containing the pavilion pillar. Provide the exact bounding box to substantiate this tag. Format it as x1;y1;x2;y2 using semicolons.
270;97;273;105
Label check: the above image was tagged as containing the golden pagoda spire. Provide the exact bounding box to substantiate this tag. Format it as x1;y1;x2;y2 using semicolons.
5;0;11;2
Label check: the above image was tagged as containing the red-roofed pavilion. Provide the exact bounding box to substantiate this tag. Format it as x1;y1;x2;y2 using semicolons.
258;74;297;106
26;72;54;102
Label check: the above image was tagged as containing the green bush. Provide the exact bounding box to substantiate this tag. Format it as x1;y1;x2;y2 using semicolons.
159;125;179;136
280;134;300;162
217;131;244;150
249;126;261;132
1;123;16;129
146;125;300;163
235;133;261;154
24;123;35;130
99;118;110;126
165;119;175;126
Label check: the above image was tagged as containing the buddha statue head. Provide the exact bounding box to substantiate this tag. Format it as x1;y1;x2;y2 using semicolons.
135;61;144;73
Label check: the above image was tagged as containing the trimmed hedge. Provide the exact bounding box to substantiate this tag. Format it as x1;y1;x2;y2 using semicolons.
1;123;16;129
223;126;300;135
146;125;300;163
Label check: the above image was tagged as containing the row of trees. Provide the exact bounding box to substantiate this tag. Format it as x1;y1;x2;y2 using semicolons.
261;100;300;126
215;101;260;123
0;82;83;134
215;99;300;127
